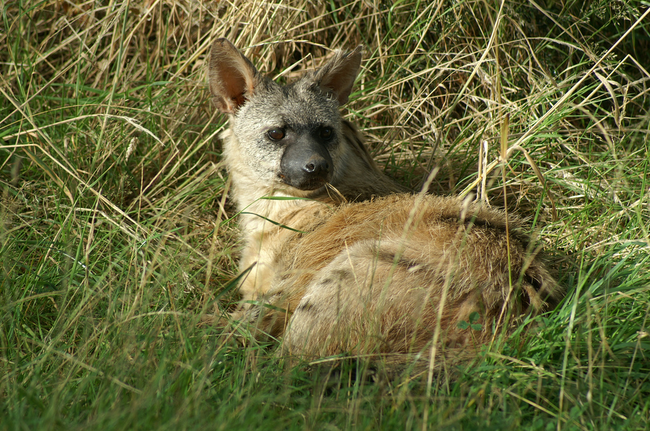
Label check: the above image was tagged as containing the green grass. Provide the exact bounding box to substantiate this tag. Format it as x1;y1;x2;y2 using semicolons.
2;0;649;429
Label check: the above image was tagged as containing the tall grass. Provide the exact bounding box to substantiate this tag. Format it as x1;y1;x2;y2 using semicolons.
2;0;649;429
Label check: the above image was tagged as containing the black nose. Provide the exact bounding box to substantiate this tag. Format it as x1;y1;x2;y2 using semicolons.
280;140;333;191
305;158;329;175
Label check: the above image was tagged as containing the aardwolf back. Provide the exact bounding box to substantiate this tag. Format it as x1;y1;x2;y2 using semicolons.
208;39;562;364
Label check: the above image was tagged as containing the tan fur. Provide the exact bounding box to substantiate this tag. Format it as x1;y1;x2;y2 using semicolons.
208;39;563;365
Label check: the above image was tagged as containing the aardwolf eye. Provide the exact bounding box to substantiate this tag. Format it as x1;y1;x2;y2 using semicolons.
320;127;333;139
267;128;285;141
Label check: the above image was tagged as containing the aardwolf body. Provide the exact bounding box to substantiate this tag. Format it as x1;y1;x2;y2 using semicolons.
209;39;562;363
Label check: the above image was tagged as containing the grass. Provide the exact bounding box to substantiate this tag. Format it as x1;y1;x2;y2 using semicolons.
1;0;649;429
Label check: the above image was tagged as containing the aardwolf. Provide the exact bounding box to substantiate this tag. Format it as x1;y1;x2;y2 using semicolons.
208;38;562;364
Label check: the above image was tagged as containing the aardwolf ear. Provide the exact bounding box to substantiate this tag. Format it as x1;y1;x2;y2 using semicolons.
209;38;259;114
313;46;363;105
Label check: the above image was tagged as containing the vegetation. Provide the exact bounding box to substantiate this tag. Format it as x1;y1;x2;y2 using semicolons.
1;0;649;429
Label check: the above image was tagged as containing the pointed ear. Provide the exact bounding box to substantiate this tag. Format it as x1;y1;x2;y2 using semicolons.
209;38;259;114
313;45;363;105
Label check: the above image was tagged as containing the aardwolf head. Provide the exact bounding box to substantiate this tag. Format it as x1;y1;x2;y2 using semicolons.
208;39;362;195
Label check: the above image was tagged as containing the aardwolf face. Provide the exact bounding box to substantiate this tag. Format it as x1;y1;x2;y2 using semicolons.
209;39;363;194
